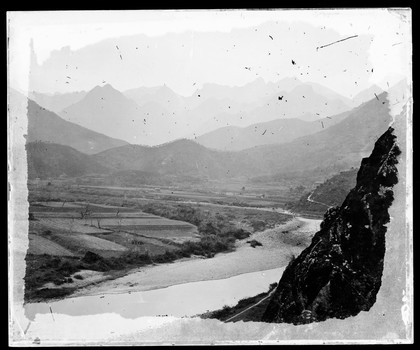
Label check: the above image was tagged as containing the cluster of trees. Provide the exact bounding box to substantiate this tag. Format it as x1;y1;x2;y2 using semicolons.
141;203;252;257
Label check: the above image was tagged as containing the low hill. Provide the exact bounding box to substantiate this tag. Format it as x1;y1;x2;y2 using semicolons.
93;139;258;179
26;142;109;179
27;97;129;154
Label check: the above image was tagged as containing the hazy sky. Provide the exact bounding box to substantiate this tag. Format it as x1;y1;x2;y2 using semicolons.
8;9;411;98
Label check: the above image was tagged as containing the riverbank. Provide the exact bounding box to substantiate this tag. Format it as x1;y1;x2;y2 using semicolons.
69;216;321;298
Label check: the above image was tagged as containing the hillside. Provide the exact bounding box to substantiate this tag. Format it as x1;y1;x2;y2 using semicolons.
262;126;400;324
352;85;384;106
310;168;359;206
59;84;147;144
93;139;258;179
26;91;392;184
91;93;392;182
196;110;351;151
26;142;109;179
53;78;357;146
241;92;392;179
29;90;87;113
285;168;359;215
252;83;351;123
26;97;129;154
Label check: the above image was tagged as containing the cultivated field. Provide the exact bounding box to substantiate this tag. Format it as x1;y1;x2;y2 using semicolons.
25;182;295;302
28;234;75;257
28;202;199;258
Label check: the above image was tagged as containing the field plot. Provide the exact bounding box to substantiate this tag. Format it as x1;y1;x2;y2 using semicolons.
28;234;75;257
84;213;159;218
74;202;139;212
99;217;199;243
48;232;128;258
37;218;111;234
31;201;139;213
32;212;159;219
94;232;179;256
99;217;195;229
28;201;199;260
122;229;200;244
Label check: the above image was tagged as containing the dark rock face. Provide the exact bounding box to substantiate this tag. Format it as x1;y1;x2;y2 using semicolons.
262;127;400;324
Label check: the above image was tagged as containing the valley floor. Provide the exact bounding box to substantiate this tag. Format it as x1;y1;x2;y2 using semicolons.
70;217;320;299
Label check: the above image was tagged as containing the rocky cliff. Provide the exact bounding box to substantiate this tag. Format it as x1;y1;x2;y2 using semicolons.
262;127;401;324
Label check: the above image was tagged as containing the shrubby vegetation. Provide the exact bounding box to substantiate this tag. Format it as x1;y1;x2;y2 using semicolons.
140;202;253;257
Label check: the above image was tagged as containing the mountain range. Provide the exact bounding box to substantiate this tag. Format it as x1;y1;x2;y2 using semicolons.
196;110;351;151
11;89;128;155
237;92;392;178
28;78;381;147
26;90;393;183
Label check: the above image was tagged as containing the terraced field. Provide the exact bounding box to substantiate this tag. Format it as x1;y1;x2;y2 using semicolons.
93;231;179;256
28;234;75;257
115;228;200;244
27;201;199;259
37;218;111;234
48;233;128;258
30;202;139;213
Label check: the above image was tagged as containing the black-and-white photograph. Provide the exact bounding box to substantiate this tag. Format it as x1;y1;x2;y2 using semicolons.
7;9;412;345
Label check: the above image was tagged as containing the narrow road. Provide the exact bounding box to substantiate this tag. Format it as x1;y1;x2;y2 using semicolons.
307;191;332;209
225;288;277;322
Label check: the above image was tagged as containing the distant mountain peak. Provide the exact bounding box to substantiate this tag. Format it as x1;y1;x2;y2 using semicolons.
156;84;177;96
90;83;118;93
85;83;126;100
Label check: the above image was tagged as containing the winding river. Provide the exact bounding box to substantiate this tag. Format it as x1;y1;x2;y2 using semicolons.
24;206;321;321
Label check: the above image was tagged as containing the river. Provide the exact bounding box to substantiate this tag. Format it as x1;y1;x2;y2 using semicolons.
24;266;285;320
24;213;321;321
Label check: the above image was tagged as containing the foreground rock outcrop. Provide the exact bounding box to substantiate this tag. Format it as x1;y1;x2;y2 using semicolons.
262;127;400;324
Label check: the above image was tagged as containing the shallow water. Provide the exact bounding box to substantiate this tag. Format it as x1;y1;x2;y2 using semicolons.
25;266;285;320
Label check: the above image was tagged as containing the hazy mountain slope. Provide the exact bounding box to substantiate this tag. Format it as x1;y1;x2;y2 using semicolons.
196;118;315;151
123;86;161;103
262;127;400;324
93;139;258;179
29;90;87;113
241;92;392;178
122;78;355;143
60;84;206;145
27;142;109;179
247;83;352;124
305;82;353;106
60;84;149;144
27;98;129;155
196;110;351;151
125;85;186;113
352;84;384;106
91;93;392;181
